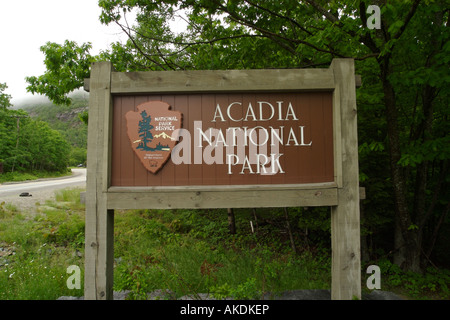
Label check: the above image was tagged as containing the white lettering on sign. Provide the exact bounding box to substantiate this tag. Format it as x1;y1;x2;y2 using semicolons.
169;101;312;175
154;116;178;131
212;101;298;122
171;100;313;175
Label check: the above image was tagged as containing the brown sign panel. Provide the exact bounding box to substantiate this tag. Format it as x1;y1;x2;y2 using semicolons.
111;92;334;187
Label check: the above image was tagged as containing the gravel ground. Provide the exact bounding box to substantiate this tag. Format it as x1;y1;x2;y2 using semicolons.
1;188;58;216
0;169;86;216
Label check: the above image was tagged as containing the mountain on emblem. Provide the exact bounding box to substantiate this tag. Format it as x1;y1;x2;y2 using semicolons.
125;101;182;174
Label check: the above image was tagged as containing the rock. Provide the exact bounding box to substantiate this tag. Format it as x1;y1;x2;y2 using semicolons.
265;289;332;300
19;192;32;197
58;289;405;300
363;290;404;300
265;289;405;300
57;290;130;300
179;293;218;300
57;295;83;300
0;245;15;266
114;290;131;300
147;289;176;300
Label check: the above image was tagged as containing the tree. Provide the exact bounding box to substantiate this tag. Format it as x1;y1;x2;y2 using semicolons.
0;83;13;166
26;0;450;272
0;85;71;174
19;119;71;172
26;40;94;106
0;83;12;110
0;85;29;172
136;110;154;151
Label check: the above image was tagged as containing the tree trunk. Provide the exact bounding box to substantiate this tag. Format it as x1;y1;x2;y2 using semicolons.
381;61;422;272
284;208;297;254
227;208;236;234
360;202;370;262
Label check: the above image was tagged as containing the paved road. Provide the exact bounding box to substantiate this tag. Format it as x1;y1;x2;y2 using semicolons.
0;168;86;215
0;168;86;197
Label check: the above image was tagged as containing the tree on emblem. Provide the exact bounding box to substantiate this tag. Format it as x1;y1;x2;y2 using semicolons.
136;110;154;151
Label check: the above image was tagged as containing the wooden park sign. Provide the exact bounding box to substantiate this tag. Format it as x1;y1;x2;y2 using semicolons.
84;59;361;300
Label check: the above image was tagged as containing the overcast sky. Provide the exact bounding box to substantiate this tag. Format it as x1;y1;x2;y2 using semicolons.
0;0;129;105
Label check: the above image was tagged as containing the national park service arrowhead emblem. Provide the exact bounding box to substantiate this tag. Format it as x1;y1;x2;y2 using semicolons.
125;101;182;174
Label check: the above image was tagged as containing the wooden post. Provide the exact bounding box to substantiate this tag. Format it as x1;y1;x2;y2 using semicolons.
84;62;114;300
330;59;361;300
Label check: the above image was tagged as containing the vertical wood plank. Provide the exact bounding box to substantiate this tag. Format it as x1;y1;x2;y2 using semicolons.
187;94;203;185
85;61;114;300
240;93;259;185
111;96;122;186
214;93;231;185
309;93;325;183
255;93;274;186
330;59;361;300
323;92;335;181
160;94;176;186
226;93;245;186
174;94;190;185
120;96;136;186
333;82;343;188
269;94;288;185
201;94;217;185
283;93;302;184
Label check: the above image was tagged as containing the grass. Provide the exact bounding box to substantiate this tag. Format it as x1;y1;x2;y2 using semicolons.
0;189;449;300
0;188;86;300
111;208;332;300
0;169;72;184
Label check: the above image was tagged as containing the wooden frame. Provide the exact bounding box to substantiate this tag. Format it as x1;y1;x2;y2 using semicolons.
84;59;361;300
